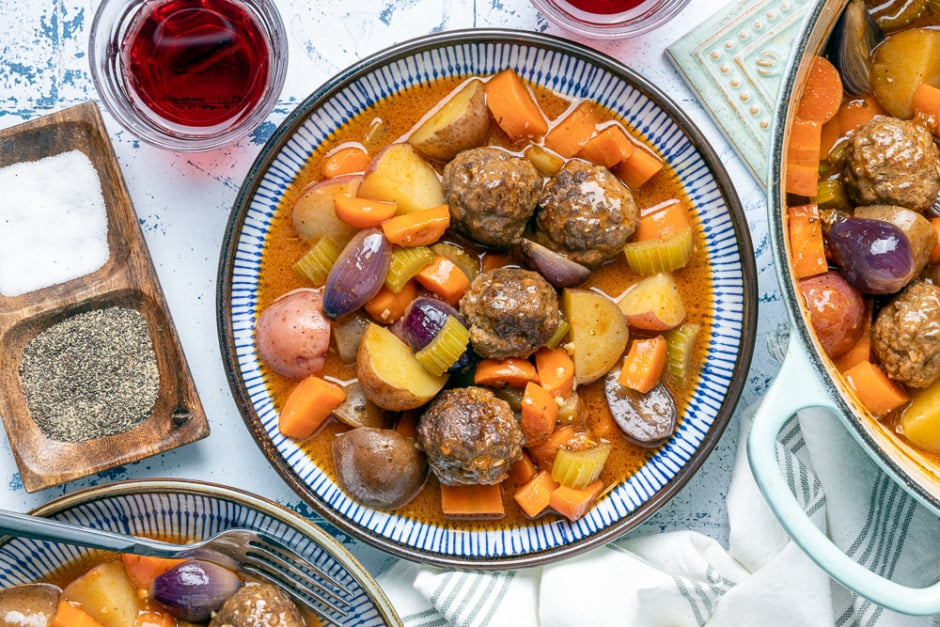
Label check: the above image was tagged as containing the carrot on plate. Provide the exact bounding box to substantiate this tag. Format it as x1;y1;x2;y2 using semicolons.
514;470;558;518
838;94;885;134
613;144;664;189
549;479;604;522
381;204;450;247
795;55;843;124
618;335;668;394
509;451;538;485
365;279;417;324
525;424;577;470
544;101;600;158
320;145;370;179
53;600;106;627
913;82;940;134
534;346;575;399
484;68;549;141
834;307;872;373
521;381;558;444
577;123;637;168
634;200;691;242
278;375;346;440
122;554;186;589
787;204;828;279
334;195;398;228
415;255;471;304
843;360;910;416
440;483;505;519
395;410;420;439
473;357;540;388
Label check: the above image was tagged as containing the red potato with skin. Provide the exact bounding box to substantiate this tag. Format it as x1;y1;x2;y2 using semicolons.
291;174;362;244
255;288;331;379
799;271;867;358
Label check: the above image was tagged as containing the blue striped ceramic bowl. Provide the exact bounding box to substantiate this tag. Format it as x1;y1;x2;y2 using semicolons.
218;29;757;568
0;479;399;625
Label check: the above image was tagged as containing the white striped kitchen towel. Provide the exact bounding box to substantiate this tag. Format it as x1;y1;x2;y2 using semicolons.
378;403;940;626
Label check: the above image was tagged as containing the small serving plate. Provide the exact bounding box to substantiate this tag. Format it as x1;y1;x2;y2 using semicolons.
0;102;209;492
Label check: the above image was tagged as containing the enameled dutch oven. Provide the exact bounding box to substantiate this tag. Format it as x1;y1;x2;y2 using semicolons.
749;0;940;615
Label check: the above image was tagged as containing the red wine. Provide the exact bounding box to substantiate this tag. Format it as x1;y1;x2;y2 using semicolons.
561;0;646;14
125;0;270;128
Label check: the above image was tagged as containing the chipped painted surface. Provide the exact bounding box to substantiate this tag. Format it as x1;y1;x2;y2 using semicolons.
0;0;782;571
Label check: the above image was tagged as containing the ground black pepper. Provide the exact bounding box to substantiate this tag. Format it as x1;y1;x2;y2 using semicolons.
19;306;160;442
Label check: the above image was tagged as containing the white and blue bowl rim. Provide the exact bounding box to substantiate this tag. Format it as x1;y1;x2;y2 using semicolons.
0;479;400;625
218;29;758;569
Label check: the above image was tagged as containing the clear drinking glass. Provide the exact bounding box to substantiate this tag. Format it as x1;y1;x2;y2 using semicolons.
530;0;691;38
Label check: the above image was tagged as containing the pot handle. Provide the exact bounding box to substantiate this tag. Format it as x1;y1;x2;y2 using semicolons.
748;332;940;615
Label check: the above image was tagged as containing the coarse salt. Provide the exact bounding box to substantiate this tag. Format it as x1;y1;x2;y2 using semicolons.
0;150;109;297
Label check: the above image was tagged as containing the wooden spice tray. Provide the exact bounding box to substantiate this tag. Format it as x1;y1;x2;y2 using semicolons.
0;102;209;492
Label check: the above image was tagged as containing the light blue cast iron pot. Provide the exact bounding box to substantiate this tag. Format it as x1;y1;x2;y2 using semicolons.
750;0;940;615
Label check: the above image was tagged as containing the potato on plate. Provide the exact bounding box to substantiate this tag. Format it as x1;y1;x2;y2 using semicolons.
561;288;629;384
357;322;448;410
291;174;362;244
617;272;686;331
61;561;142;627
333;427;428;509
255;288;331;379
408;79;490;162
357;143;444;213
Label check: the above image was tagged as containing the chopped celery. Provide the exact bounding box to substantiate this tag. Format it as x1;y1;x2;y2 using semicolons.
415;315;470;376
622;226;693;275
551;441;611;489
545;318;570;349
432;242;480;281
385;246;434;292
292;236;342;285
664;322;701;382
816;178;849;211
524;144;564;176
557;392;581;424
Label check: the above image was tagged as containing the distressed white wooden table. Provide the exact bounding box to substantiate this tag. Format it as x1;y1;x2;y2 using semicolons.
0;0;785;580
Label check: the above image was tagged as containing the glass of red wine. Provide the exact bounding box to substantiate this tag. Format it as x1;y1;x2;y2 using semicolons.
529;0;690;38
90;0;287;151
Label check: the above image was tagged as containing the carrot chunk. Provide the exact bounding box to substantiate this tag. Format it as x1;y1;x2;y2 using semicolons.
534;347;575;399
796;55;843;124
440;483;505;519
549;479;604;522
320;145;370;178
618;335;668;394
578;123;637;168
380;204;450;247
278;376;346;440
787;204;828;279
334;195;398;228
521;382;558;444
414;255;470;304
53;601;106;627
121;554;186;589
843;360;910;417
785;118;822;197
473;357;539;388
614;145;664;189
544;101;600;158
484;69;549;141
514;470;558;518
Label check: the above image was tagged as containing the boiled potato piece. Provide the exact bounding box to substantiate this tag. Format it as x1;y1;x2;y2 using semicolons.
255;288;331;379
616;272;686;331
333;427;428;508
333;380;389;428
61;561;142;627
562;288;629;384
799;271;866;358
357;143;444;213
291;174;361;244
871;27;940;119
356;323;448;410
901;379;940;452
408;79;490;162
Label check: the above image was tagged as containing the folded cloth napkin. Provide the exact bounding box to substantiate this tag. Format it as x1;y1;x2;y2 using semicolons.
378;402;940;626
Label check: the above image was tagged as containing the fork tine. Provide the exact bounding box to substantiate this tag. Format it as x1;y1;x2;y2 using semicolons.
248;533;353;597
241;561;349;621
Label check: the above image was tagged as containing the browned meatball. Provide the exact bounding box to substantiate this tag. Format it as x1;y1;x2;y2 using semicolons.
872;280;940;389
460;267;559;359
442;147;542;248
843;116;940;212
209;583;303;627
417;386;523;485
534;159;638;268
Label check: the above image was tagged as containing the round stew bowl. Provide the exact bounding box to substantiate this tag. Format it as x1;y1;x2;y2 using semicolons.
218;29;757;569
0;479;400;625
750;0;940;614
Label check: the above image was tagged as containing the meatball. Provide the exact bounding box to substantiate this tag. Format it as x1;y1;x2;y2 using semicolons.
417;386;523;485
460;267;560;359
872;280;940;389
535;159;638;268
442;146;542;248
209;583;303;627
843;116;940;212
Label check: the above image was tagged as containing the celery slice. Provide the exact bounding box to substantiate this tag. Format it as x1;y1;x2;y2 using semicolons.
524;144;564;176
551;441;611;489
292;236;342;285
664;322;701;382
385;245;435;292
545;318;570;349
415;315;470;376
432;242;480;281
816;178;849;211
622;226;693;275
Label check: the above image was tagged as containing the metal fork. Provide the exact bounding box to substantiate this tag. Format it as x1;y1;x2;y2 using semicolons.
0;508;351;623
